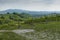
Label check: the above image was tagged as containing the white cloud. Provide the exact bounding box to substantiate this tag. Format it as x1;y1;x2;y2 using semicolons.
0;0;60;11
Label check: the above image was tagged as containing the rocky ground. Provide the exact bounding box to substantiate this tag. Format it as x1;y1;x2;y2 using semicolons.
0;29;60;40
19;30;60;40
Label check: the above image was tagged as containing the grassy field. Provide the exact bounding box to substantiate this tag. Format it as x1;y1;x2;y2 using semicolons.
0;32;27;40
20;21;60;31
19;21;60;40
0;13;60;40
34;21;60;31
0;21;60;40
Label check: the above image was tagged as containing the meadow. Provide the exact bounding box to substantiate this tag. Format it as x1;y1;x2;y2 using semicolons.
0;12;60;40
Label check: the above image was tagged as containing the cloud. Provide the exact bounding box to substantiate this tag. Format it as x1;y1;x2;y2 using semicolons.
0;0;60;11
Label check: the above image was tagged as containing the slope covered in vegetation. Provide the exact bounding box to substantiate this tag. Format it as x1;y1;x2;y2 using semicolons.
0;12;60;30
0;32;27;40
0;12;60;40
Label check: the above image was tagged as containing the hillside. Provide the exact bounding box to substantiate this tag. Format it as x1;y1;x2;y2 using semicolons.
0;12;60;30
0;9;60;17
0;12;60;40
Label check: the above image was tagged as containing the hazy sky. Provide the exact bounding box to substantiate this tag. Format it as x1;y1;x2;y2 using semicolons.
0;0;60;11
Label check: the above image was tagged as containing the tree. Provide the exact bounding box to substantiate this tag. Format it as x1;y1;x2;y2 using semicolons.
7;12;10;14
13;12;18;15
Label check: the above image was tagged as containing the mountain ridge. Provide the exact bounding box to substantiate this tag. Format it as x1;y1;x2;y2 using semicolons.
0;9;60;16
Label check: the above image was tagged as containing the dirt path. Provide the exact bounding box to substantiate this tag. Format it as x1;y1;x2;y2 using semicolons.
0;29;34;33
12;29;34;34
0;29;35;40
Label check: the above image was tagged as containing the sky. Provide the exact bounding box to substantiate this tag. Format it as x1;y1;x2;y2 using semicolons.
0;0;60;11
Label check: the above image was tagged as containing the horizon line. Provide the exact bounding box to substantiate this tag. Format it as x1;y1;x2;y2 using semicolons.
0;9;60;12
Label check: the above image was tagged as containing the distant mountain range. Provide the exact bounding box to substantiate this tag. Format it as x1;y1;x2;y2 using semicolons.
0;9;60;17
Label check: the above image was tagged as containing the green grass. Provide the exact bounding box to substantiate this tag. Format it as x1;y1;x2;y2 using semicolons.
0;32;27;40
21;21;60;40
34;21;60;31
0;13;60;40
